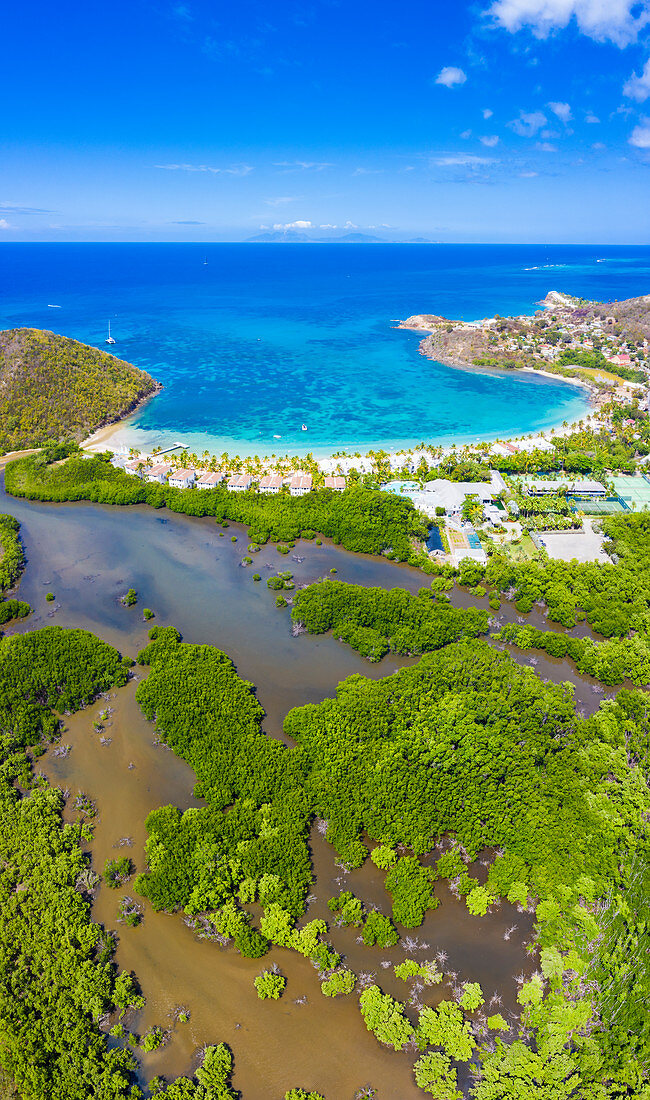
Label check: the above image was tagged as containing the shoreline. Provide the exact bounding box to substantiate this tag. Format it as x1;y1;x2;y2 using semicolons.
80;394;594;464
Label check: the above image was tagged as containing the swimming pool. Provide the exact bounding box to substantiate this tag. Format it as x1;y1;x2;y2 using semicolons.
382;480;420;495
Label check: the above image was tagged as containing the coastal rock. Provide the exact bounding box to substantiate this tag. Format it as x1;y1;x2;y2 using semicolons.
398;314;449;330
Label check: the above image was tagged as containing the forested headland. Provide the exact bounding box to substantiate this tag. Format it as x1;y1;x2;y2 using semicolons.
5;452;426;559
0;329;159;452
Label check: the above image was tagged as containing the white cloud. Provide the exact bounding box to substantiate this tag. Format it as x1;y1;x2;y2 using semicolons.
319;224;338;229
508;109;547;136
482;108;494;119
434;154;494;166
264;196;301;206
273;161;332;171
460;129;473;138
520;170;539;176
548;100;572;122
273;220;313;230
435;66;467;88
155;163;253;175
629;118;650;147
487;0;650;46
585;112;600;122
592;141;607;149
537;141;558;151
480;134;500;146
624;58;650;101
0;218;12;229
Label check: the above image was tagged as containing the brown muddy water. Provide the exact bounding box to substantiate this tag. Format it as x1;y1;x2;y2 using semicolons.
0;478;614;1097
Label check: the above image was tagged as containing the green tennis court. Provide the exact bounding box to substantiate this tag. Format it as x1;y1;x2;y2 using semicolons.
568;495;627;515
611;476;650;509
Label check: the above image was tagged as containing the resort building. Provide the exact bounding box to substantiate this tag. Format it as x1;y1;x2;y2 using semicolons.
258;474;284;493
195;471;226;489
124;459;145;478
227;474;253;492
146;463;172;484
324;476;346;491
525;478;606;497
289;474;313;496
110;453;127;469
168;468;196;489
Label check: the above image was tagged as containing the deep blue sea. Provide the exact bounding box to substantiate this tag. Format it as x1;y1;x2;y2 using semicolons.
2;243;649;456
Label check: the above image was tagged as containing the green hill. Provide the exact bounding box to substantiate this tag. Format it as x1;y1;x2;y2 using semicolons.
0;328;160;451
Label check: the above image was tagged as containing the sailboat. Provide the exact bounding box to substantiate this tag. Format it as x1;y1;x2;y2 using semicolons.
105;321;116;345
301;423;308;431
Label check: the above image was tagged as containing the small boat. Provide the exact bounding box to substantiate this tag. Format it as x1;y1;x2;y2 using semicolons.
203;257;208;265
273;434;281;439
106;321;116;345
301;424;308;431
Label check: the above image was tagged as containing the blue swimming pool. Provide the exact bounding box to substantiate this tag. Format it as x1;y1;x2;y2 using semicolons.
383;480;420;495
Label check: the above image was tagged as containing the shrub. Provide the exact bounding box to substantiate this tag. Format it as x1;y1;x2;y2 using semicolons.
140;1026;165;1053
362;910;398;948
254;970;286;1000
46;592;55;602
122;588;137;607
104;857;134;889
321;968;356;997
143;608;154;621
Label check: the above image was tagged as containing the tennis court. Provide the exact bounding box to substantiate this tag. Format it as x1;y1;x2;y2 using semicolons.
568;495;627;515
610;476;650;510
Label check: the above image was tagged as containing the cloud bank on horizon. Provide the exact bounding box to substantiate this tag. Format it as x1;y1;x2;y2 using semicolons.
0;0;648;242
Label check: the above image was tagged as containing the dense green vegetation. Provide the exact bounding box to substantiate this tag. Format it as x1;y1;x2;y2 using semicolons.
0;624;254;1100
6;453;426;560
291;580;488;660
0;514;24;592
497;621;650;686
131;623;650;1095
0;328;158;451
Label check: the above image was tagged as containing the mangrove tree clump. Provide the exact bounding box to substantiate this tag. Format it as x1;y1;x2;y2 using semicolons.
291;580;488;660
254;970;286;1000
104;856;134;888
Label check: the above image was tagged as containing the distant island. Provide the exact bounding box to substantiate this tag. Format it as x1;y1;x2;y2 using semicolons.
246;230;435;243
0;328;161;452
399;290;650;397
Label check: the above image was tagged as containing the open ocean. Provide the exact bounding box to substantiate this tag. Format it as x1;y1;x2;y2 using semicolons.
1;243;649;456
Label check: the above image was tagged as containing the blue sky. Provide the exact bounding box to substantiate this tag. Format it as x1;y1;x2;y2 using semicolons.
2;0;650;242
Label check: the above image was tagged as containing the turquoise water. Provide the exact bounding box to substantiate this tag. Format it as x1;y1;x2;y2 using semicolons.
383;480;421;494
1;243;648;456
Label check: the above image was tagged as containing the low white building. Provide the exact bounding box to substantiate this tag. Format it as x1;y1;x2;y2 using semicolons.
146;463;172;484
195;471;226;489
289;474;313;496
227;474;253;492
258;474;284;493
124;459;145;478
324;475;346;491
525;478;605;497
168;468;196;489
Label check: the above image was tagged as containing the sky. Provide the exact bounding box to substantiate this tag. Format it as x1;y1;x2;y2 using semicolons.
1;0;650;242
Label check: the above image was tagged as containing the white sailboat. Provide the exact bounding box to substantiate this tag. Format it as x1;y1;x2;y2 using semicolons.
106;321;116;345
